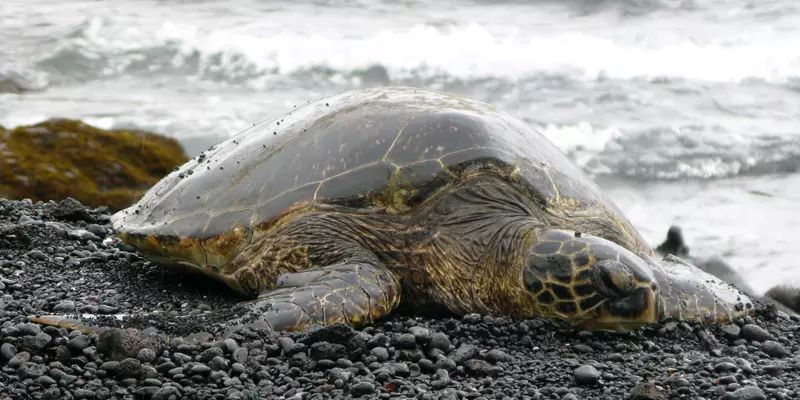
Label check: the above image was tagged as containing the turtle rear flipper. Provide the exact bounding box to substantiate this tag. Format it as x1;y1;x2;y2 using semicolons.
28;315;106;335
238;262;401;332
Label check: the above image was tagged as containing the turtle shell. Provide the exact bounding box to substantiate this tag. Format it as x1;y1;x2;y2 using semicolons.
112;87;649;268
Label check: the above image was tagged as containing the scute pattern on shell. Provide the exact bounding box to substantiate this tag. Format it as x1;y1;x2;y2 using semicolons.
111;87;649;268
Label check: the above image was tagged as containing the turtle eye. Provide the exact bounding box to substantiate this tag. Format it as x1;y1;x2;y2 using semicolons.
591;259;635;298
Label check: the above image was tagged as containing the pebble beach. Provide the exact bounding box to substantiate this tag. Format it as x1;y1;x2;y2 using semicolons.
1;198;799;399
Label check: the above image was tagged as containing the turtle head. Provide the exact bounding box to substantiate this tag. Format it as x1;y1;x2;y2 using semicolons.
522;229;661;331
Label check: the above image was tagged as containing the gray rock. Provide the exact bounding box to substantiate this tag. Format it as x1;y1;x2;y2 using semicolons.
53;300;76;312
728;385;766;400
741;324;773;342
67;334;91;352
137;347;157;363
721;324;741;340
8;351;31;368
97;304;119;314
18;322;42;336
574;365;600;385
394;333;417;349
68;229;100;241
428;332;451;352
35;375;57;386
1;342;17;360
464;359;493;377
408;326;430;343
452;344;479;364
222;338;238;353
200;346;224;362
350;381;375;396
761;341;789;358
209;356;227;371
26;250;48;260
629;381;666;400
310;341;347;361
17;333;52;351
765;285;800;314
116;358;142;379
370;346;389;361
100;361;119;372
277;337;295;355
231;347;248;364
152;386;181;400
191;364;211;375
485;349;511;364
18;362;47;379
86;224;107;238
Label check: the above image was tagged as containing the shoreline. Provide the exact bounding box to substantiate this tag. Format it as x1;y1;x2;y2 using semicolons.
1;198;799;399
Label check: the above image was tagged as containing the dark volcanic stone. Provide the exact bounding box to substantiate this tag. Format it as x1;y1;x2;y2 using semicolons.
451;344;479;364
726;385;766;400
350;381;375;396
464;359;493;377
394;333;417;349
428;332;451;352
629;381;666;400
53;300;76;313
722;324;741;340
200;346;224;362
741;324;773;342
18;362;47;379
66;334;91;352
574;364;600;385
310;341;347;361
96;328;146;361
17;333;52;351
761;341;789;358
137;347;157;363
116;358;142;379
1;343;17;360
152;386;181;399
19;322;42;336
8;351;31;368
3;198;800;400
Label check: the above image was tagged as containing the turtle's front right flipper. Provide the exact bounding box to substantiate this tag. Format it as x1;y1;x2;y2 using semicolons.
238;261;401;332
644;254;755;323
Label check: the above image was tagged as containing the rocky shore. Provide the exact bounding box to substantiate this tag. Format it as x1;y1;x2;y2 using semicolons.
2;198;800;400
0;119;187;212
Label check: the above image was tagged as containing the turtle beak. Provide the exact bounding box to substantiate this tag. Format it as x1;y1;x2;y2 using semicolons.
580;283;660;332
604;285;659;323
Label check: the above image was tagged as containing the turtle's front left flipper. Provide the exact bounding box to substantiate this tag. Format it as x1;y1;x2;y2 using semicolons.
238;261;401;332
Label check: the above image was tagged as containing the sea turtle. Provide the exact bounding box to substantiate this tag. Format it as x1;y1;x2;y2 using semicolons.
31;87;753;334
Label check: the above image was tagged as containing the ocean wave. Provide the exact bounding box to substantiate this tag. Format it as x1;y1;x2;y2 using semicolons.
540;122;800;180
33;14;800;87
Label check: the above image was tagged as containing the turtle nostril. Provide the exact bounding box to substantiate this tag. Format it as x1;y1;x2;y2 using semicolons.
600;268;620;296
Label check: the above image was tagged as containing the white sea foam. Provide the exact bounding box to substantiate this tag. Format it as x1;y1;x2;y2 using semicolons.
59;13;800;84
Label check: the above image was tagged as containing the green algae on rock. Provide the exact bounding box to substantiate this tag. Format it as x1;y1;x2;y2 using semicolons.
0;118;188;211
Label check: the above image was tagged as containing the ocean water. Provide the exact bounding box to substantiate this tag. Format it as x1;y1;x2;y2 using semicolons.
1;0;798;293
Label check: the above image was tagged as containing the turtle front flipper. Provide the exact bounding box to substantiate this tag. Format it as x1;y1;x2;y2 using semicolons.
644;254;755;323
237;262;401;332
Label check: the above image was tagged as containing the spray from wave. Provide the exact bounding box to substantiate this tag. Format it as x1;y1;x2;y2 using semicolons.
7;4;799;182
540;122;800;180
34;14;800;88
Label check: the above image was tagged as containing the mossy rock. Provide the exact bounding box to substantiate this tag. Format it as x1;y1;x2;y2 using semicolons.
0;118;188;211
